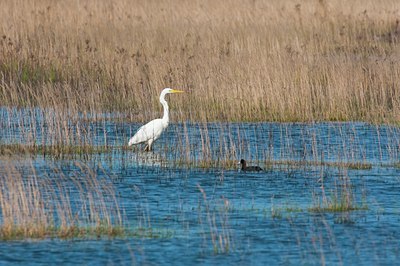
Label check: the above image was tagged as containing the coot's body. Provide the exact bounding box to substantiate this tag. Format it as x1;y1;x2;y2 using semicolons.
239;159;263;172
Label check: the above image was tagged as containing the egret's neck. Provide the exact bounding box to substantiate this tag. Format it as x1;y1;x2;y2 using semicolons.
160;94;169;126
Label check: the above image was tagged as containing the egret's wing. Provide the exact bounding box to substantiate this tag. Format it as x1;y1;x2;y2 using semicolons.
128;119;164;146
128;125;146;146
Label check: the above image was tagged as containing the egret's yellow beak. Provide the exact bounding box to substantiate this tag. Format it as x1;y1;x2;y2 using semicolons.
171;89;184;93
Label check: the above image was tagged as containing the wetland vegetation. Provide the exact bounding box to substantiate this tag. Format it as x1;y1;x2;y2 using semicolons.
1;0;400;122
1;0;400;264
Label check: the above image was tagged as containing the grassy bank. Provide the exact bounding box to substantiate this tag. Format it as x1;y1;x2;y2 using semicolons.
1;0;400;123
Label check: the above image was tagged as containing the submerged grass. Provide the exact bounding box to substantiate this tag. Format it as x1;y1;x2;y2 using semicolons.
130;227;174;239
265;159;373;170
172;157;373;171
0;143;112;157
0;225;127;241
0;225;174;241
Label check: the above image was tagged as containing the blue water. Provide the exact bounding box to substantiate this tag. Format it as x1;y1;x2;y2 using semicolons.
0;108;400;265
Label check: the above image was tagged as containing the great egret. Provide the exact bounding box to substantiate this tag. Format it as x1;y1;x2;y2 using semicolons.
238;159;263;172
128;88;184;151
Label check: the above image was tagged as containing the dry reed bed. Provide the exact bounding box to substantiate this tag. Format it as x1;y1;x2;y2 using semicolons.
1;0;400;122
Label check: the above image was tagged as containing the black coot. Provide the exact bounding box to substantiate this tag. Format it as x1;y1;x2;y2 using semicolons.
239;159;263;172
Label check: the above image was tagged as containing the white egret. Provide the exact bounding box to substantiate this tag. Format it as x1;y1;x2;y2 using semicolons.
128;88;184;151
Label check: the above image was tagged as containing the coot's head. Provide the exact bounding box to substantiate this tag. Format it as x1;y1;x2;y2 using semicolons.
239;159;247;169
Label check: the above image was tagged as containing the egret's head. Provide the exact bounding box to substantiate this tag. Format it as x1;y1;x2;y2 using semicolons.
159;88;184;103
163;88;184;94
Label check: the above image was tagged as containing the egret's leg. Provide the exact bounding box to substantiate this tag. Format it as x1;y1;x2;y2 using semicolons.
144;139;154;152
148;139;154;151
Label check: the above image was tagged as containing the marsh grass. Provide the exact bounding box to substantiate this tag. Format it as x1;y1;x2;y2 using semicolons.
1;0;400;123
197;184;233;254
0;159;125;240
310;169;368;213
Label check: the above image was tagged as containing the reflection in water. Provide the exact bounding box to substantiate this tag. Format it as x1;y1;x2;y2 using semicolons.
130;151;165;167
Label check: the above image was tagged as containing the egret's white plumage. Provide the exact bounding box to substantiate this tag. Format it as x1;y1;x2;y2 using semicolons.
128;88;183;151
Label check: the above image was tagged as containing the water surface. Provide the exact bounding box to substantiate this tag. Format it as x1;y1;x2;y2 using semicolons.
0;108;399;265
